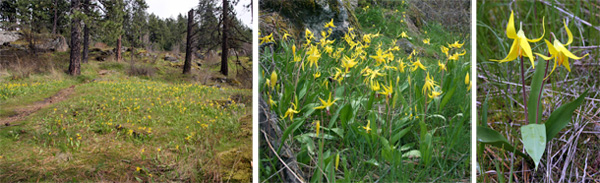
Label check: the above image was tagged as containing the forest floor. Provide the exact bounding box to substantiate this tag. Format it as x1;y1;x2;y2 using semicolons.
0;50;252;182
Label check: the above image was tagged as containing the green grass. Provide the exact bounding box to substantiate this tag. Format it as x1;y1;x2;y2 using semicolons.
0;54;252;182
477;1;599;182
260;2;470;182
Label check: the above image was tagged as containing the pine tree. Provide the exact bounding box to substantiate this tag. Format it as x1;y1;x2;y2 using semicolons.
68;0;81;75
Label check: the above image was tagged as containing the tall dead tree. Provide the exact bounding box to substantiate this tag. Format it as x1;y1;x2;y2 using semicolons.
183;9;194;74
220;0;228;76
52;0;58;34
82;0;90;63
68;0;81;75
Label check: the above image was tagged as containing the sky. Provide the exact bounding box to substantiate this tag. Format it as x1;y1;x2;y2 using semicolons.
146;0;252;28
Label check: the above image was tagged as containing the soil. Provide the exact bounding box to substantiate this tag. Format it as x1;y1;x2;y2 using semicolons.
1;85;76;127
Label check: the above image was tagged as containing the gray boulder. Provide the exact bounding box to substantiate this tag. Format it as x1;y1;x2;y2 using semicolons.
0;31;20;45
37;35;68;52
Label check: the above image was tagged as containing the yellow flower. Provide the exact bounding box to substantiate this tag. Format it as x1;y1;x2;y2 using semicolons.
411;58;427;71
259;33;274;44
369;47;387;66
314;93;338;111
136;167;141;172
361;120;372;133
141;148;145;153
490;11;545;67
423;72;438;95
282;32;291;41
283;102;300;121
428;89;442;98
440;45;449;57
400;31;409;38
306;46;321;70
268;95;277;107
341;55;358;72
448;50;467;60
423;38;430;45
324;18;336;28
270;71;277;90
157;148;161;152
305;28;314;41
465;73;471;91
438;61;447;72
448;40;464;49
398;59;407;73
370;80;381;91
313;71;321;78
535;19;589;76
379;83;393;97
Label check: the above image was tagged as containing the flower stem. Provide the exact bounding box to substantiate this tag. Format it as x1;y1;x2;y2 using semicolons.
535;59;550;124
520;56;529;124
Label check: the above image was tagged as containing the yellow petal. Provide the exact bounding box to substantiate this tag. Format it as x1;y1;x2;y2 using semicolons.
534;53;553;60
545;39;558;56
506;11;517;39
560;47;588;61
562;55;571;72
564;19;573;46
526;17;545;43
490;39;519;62
519;38;535;67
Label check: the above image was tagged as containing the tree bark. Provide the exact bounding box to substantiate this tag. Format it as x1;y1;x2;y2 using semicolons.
220;0;228;76
68;0;81;76
52;0;58;34
82;0;90;63
183;9;194;74
116;35;122;62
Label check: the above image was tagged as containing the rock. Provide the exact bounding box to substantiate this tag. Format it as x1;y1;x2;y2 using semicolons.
163;54;179;62
396;38;415;54
0;31;20;45
260;0;358;40
37;35;68;52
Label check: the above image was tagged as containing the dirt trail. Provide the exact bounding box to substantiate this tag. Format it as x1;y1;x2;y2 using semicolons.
1;85;76;126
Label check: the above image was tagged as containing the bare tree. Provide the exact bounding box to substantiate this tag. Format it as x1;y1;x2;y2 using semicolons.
68;0;81;75
183;9;194;74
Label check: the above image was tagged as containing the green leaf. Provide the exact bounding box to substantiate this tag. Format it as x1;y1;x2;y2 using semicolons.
527;60;546;124
476;126;527;158
440;84;457;109
545;90;587;141
521;124;546;171
281;120;305;145
391;128;410;145
402;150;421;158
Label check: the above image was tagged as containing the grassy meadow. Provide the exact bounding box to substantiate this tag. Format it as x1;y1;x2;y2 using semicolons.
0;51;252;182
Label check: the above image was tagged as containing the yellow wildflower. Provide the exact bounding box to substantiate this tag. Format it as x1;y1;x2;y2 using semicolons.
361;120;372;133
490;11;545;67
324;18;336;28
535;19;589;76
314;93;338;111
438;61;447;72
411;58;427;71
283;102;300;121
423;38;430;45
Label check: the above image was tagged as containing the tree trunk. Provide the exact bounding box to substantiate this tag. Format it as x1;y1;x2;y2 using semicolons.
183;9;194;75
52;0;58;34
68;0;81;76
116;35;122;62
220;0;228;76
82;0;90;63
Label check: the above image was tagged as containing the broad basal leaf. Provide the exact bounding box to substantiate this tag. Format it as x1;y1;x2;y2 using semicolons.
521;124;546;171
545;90;587;141
476;126;527;158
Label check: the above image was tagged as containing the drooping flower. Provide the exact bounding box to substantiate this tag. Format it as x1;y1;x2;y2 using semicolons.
370;47;387;66
423;72;438;95
438;61;447;72
314;93;338;111
341;55;358;72
423;38;431;45
259;33;274;44
325;18;336;28
440;45;450;57
448;40;464;49
283;102;300;121
490;11;545;68
535;19;589;76
315;120;321;136
361;120;372;133
411;58;427;71
270;71;277;90
465;73;471;91
448;50;467;61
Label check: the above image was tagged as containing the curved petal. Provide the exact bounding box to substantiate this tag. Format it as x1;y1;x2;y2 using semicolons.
527;16;545;43
564;19;573;46
545;59;557;80
546;39;558;56
562;54;571;72
519;38;535;67
561;48;588;60
490;39;519;62
534;52;554;60
507;11;517;39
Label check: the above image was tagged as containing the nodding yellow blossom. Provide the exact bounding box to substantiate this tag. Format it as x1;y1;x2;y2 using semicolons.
313;71;321;78
306;46;321;70
341;55;358;72
157;148;161;152
411;58;427;71
379;83;393;97
305;28;314;41
400;31;409;38
448;40;464;49
490;11;545;67
438;61;447;72
283;102;300;121
429;89;442;98
270;71;277;90
268;95;276;107
282;32;291;41
136;167;141;172
370;47;387;66
535;19;589;76
465;73;471;91
398;59;407;73
440;45;450;57
333;68;345;83
314;120;321;136
423;38;431;45
370;80;381;91
335;153;340;170
325;18;336;28
362;67;385;83
314;93;338;111
448;50;467;60
361;120;372;133
259;33;274;44
423;72;438;95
